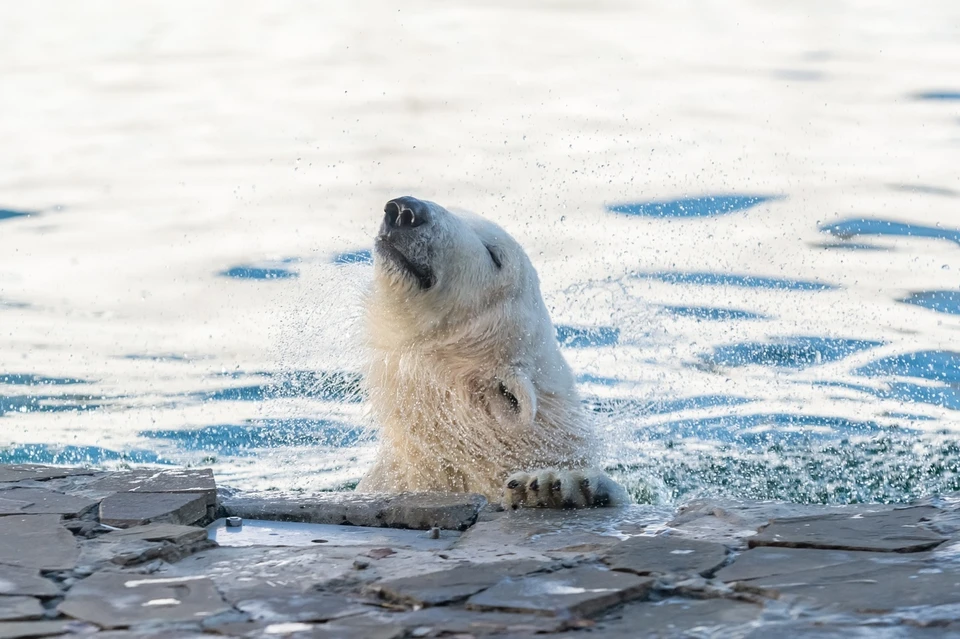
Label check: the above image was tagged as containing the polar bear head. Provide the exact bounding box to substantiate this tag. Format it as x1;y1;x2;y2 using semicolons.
366;196;580;442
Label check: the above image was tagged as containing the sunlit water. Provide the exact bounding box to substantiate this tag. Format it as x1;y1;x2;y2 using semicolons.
1;1;958;505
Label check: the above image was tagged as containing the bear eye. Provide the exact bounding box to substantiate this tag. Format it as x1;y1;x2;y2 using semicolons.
498;381;519;412
486;245;502;270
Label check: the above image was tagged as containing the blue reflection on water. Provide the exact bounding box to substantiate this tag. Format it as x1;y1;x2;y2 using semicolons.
820;218;960;247
856;351;960;383
0;208;33;222
900;291;960;316
0;395;103;417
607;194;780;218
141;419;365;456
914;91;960;101
635;271;836;291
196;370;363;403
0;374;88;386
0;444;169;465
703;336;882;370
661;306;767;321
219;257;300;280
813;242;888;251
333;250;372;265
555;325;620;348
641;413;901;445
645;395;756;415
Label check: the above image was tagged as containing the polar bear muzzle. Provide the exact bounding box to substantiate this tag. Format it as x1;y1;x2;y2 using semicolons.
374;196;436;290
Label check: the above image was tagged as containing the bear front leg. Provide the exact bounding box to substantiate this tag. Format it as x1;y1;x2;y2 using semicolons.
501;468;630;510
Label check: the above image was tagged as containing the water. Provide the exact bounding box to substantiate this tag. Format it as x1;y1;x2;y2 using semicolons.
1;1;958;505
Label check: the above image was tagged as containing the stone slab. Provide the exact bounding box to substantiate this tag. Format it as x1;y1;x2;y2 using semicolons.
0;621;78;639
0;567;59;598
0;487;98;517
370;559;549;606
596;597;765;637
0;599;42;623
58;572;230;628
0;515;78;571
104;522;208;545
386;606;567;636
602;535;728;577
748;506;947;552
221;492;486;531
229;588;370;622
716;546;895;584
466;565;653;617
99;491;207;528
83;469;217;506
0;466;96;484
209;617;406;639
747;557;960;613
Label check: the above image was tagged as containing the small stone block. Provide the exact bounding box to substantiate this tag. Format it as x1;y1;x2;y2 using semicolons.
371;560;548;606
230;589;370;622
602;535;728;577
0;620;77;639
84;468;217;506
0;598;43;622
99;492;208;528
0;465;95;484
466;566;652;617
103;522;209;545
716;546;891;584
0;488;98;517
748;506;947;552
0;515;78;571
58;572;230;628
0;566;60;598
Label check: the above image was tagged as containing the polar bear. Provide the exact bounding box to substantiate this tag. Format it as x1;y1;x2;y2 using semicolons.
355;196;629;509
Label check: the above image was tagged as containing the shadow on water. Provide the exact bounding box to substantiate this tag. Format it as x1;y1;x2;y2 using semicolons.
660;306;768;321
333;250;372;265
900;291;960;316
0;444;169;466
852;351;960;411
1;395;103;417
607;194;781;218
811;242;888;251
819;218;960;247
0;299;30;309
584;394;755;415
0;374;88;386
555;325;620;348
140;419;366;457
195;370;364;403
701;336;883;370
218;258;300;280
634;271;836;291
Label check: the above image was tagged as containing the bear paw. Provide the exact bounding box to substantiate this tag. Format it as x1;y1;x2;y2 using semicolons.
501;468;629;510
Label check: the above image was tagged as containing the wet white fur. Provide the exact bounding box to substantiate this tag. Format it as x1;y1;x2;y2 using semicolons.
355;199;628;508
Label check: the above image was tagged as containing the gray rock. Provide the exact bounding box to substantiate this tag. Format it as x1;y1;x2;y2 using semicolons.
208;617;406;639
602;535;728;577
0;515;78;571
745;556;960;613
104;522;209;545
0;620;82;639
206;518;458;550
82;468;217;506
0;465;96;484
386;606;567;636
716;546;894;584
595;597;765;638
229;589;370;622
370;559;549;606
99;492;208;528
0;487;98;517
222;492;486;531
0;567;59;598
58;571;230;628
0;599;42;622
748;506;947;553
466;565;653;617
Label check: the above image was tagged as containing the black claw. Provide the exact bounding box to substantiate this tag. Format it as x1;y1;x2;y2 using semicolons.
506;480;520;490
529;479;539;491
551;480;562;493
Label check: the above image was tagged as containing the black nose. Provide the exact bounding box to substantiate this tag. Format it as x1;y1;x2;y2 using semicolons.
384;196;430;230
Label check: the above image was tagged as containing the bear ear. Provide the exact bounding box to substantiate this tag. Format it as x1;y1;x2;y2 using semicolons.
488;369;537;430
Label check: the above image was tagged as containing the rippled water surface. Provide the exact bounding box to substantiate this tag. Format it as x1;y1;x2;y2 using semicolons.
1;1;958;504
